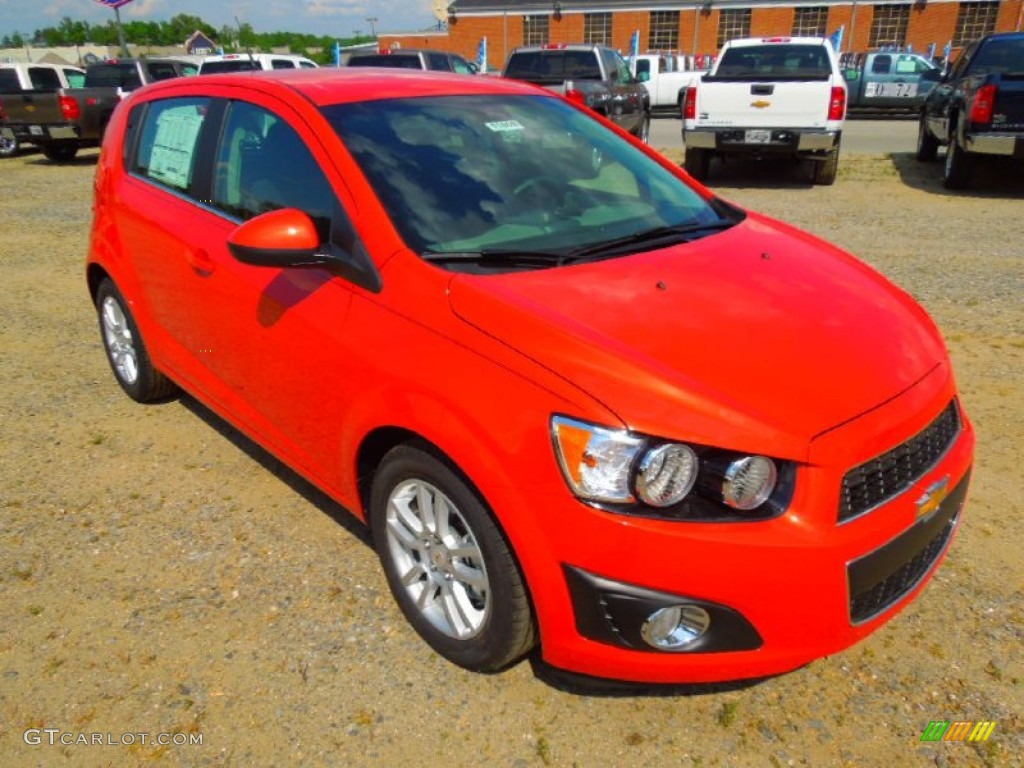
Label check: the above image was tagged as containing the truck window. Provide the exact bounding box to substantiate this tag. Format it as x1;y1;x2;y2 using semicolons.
716;44;831;79
969;38;1024;75
146;62;181;81
85;64;144;89
28;67;62;90
64;69;86;88
0;69;19;91
271;59;296;69
870;55;892;74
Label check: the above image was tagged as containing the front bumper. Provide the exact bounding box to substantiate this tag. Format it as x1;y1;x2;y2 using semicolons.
509;368;973;683
684;127;839;154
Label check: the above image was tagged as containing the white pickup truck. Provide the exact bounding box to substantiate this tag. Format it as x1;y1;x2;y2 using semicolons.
681;37;846;184
631;54;703;116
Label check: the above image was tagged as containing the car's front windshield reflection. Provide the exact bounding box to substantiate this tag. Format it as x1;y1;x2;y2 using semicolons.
323;95;727;270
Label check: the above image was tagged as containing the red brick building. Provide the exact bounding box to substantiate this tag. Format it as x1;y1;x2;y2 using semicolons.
381;0;1024;70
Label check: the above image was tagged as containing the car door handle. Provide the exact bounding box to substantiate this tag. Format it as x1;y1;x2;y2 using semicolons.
186;248;215;276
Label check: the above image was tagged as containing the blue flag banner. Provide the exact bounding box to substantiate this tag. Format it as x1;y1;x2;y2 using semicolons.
93;0;135;7
477;36;488;72
927;43;937;60
628;30;640;66
828;25;845;52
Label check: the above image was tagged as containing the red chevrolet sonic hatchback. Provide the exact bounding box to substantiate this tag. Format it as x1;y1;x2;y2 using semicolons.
87;69;973;683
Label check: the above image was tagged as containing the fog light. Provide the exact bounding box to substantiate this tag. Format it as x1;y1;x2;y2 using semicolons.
722;455;777;510
640;605;711;650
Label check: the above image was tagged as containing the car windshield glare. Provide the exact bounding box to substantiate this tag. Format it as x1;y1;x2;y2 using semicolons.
323;95;723;270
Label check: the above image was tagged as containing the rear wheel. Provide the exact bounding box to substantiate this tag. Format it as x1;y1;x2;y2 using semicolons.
370;444;536;672
915;117;938;161
41;142;79;163
942;132;972;190
683;147;711;181
812;146;840;186
0;133;18;158
95;279;177;402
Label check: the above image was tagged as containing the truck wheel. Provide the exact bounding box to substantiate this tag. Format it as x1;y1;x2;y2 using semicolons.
635;113;651;144
41;143;79;163
370;444;536;672
0;134;18;158
813;147;840;186
942;134;972;190
684;148;711;181
915;118;938;162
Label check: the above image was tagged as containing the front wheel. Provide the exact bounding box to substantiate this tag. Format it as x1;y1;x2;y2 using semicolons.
635;113;651;144
942;134;972;190
370;444;536;672
95;279;177;402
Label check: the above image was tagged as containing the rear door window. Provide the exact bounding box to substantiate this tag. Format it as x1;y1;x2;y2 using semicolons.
28;67;61;90
132;97;213;194
271;59;296;69
64;69;86;88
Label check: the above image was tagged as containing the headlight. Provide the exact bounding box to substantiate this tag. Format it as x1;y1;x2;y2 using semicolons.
551;416;791;520
551;416;643;503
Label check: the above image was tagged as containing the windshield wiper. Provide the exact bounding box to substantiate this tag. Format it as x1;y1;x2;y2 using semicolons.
564;219;738;262
422;249;570;268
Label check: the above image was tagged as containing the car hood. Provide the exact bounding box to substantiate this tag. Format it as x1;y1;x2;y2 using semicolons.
447;213;946;457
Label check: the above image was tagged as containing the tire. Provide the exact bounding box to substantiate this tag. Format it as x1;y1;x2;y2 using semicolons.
942;132;972;190
0;133;18;158
370;444;536;672
812;146;840;186
95;279;177;403
41;142;78;163
683;147;711;181
635;112;651;144
915;117;938;162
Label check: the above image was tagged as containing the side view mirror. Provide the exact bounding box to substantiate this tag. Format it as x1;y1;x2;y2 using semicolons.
228;208;382;292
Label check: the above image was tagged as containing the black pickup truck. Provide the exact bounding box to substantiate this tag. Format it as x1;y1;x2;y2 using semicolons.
916;32;1024;189
503;44;650;142
0;58;189;162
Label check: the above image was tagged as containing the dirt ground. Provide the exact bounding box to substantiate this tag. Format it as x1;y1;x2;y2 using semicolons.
0;145;1022;768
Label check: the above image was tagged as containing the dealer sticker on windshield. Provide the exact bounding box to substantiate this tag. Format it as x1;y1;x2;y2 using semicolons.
485;120;525;132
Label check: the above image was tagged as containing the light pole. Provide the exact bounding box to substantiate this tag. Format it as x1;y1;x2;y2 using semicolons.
366;17;378;37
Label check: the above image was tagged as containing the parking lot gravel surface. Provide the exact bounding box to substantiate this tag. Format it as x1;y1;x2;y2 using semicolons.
1;146;1021;768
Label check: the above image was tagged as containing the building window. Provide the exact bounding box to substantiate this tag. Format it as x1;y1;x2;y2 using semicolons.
869;4;910;49
523;15;550;46
648;11;680;51
717;9;752;50
954;1;1000;46
583;12;612;46
792;6;829;37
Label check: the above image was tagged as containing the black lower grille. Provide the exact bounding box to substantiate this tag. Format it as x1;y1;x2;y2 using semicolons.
840;400;960;523
848;472;968;624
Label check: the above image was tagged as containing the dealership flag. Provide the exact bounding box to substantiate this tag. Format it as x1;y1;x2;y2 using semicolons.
477;36;488;72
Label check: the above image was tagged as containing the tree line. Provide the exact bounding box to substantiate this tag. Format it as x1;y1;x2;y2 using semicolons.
1;13;373;64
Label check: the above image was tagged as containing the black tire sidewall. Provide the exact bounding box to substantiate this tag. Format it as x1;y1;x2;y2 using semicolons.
369;444;534;672
95;279;172;403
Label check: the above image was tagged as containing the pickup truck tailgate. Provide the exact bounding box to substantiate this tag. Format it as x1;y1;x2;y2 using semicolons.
695;81;833;128
993;73;1024;129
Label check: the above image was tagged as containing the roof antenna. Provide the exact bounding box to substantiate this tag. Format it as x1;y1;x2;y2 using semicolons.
235;16;255;66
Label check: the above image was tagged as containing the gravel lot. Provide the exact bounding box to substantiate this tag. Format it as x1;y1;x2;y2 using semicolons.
1;145;1022;768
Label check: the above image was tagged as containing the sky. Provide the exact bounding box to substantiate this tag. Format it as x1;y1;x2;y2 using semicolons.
0;0;444;39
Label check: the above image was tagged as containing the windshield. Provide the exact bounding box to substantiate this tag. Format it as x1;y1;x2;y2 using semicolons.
323;94;729;270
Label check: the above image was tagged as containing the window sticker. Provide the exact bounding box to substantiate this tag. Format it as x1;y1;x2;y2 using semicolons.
485;120;525;133
148;106;205;190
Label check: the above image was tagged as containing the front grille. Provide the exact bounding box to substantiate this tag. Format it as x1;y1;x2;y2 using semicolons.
847;472;968;624
839;400;960;523
849;517;955;623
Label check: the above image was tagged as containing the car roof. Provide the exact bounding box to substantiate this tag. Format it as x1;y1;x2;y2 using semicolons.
133;67;548;107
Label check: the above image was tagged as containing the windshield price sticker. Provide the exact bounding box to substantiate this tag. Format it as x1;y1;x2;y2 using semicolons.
486;120;525;133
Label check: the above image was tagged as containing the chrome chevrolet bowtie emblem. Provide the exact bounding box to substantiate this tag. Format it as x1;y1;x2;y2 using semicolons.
751;100;771;108
916;476;950;520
